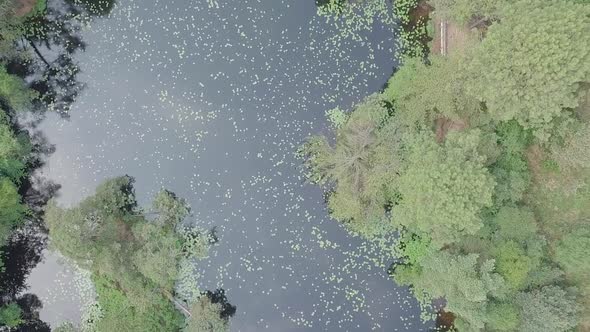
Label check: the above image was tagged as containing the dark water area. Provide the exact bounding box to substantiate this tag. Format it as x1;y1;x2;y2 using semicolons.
25;0;429;330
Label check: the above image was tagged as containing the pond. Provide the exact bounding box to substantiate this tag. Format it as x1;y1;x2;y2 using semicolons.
26;0;429;330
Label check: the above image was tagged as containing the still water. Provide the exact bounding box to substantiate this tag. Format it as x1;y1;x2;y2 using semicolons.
28;0;429;330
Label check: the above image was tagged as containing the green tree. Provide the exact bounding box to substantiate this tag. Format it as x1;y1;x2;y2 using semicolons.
0;302;23;328
395;130;495;247
516;285;580;332
131;222;182;290
301;94;402;236
0;67;35;111
0;113;31;182
151;189;190;228
184;296;229;332
490;206;537;242
491;240;535;290
429;0;505;24
550;122;590;170
555;225;590;279
491;121;532;206
485;301;520;331
52;321;78;332
0;178;27;244
397;251;504;330
384;55;479;126
92;275;184;332
44;176;230;332
464;0;590;139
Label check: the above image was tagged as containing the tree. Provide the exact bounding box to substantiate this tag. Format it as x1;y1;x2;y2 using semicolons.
550;122;590;170
397;251;505;330
0;67;35;110
131;222;182;290
485;301;520;331
395;130;495;247
516;285;580;332
555;225;590;279
45;177;232;331
53;321;78;332
92;274;184;332
185;294;232;332
490;206;537;242
0;112;32;182
491;240;535;290
464;0;590;139
429;0;505;24
0;178;27;244
301;94;402;237
491;121;532;206
383;55;479;126
151;189;190;228
0;302;23;328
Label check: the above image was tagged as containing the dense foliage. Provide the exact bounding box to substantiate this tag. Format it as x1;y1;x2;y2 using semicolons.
45;176;234;331
304;0;590;330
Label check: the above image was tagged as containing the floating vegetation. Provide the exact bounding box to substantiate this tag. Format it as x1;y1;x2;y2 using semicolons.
22;0;426;330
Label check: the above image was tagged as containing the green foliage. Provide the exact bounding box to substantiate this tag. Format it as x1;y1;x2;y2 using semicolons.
180;227;210;260
555;225;590;280
131;222;182;289
429;0;505;24
53;322;78;332
91;175;137;216
464;0;590;140
93;275;184;332
44;200;97;264
384;55;479;125
393;0;418;25
490;121;532;206
516;285;580;332
151;189;190;228
485;301;520;331
0;178;27;244
301;94;401;237
184;296;229;332
0;67;35;111
480;207;551;292
176;259;202;303
0;1;24;56
0;114;32;183
45;177;221;331
0;302;23;328
491;240;535;290
395;130;495;247
396;232;433;266
400;251;504;329
314;0;590;329
550;122;590;170
490;206;537;242
0;112;31;246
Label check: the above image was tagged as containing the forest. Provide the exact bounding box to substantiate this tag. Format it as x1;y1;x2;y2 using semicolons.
1;0;589;330
304;0;590;331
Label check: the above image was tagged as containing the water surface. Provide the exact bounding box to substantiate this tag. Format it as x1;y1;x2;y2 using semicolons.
30;0;428;330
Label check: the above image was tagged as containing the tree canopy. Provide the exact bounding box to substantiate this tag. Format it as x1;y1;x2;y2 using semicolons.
464;0;590;139
304;0;590;329
395;130;495;247
45;177;233;331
